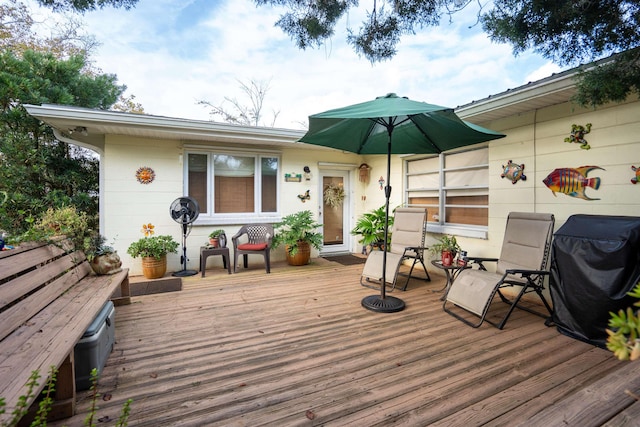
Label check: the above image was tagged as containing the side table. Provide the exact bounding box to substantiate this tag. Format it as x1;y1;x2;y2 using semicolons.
430;260;469;300
200;246;231;277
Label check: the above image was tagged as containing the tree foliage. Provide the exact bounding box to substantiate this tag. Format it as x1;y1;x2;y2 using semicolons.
0;49;125;236
35;0;138;13
255;0;640;106
0;1;139;238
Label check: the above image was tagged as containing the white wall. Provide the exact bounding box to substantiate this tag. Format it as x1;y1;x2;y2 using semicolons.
459;96;640;261
102;96;639;276
103;137;362;275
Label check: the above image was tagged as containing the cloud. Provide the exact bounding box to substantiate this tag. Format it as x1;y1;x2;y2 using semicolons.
27;0;563;129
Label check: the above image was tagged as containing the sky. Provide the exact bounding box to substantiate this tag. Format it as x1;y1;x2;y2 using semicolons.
30;0;562;130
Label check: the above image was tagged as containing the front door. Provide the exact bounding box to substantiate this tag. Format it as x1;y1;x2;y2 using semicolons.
319;170;350;254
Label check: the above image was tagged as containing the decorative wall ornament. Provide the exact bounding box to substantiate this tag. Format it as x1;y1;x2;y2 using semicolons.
500;160;527;184
378;176;385;190
303;166;312;181
632;165;640;184
359;163;371;183
323;183;345;208
297;189;310;202
285;173;302;182
564;123;592;150
136;166;155;184
543;166;604;200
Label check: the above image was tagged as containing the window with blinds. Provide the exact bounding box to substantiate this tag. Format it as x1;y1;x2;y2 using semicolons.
405;147;488;227
186;152;279;218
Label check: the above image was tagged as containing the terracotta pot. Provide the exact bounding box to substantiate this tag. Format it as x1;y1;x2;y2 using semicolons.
285;241;311;266
141;255;167;279
90;253;122;275
441;250;453;267
209;238;219;247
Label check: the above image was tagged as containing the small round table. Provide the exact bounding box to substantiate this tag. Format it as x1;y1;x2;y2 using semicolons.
200;246;231;277
430;260;470;300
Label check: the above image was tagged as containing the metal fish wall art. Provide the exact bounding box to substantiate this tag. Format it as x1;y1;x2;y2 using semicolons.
543;166;604;200
501;160;526;184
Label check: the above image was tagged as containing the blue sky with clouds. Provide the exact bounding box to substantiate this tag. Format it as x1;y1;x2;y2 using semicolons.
31;0;562;129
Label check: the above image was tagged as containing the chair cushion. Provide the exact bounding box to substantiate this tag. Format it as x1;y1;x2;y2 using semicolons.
237;243;268;251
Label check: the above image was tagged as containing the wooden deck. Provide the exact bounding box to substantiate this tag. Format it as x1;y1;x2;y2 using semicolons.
52;257;640;426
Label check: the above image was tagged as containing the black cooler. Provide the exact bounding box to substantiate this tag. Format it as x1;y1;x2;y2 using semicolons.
549;214;640;347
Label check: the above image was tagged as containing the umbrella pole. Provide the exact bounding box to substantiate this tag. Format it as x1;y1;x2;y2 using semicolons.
361;125;405;313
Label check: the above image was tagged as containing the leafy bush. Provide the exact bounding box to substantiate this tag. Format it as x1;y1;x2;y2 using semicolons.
607;282;640;361
272;210;323;255
127;235;179;260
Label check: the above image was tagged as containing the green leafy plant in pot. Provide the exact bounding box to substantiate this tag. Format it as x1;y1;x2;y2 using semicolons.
429;235;461;266
208;229;226;247
272;210;323;266
127;224;179;279
350;205;394;252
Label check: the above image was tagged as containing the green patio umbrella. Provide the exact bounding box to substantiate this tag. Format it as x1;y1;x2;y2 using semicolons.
299;93;505;313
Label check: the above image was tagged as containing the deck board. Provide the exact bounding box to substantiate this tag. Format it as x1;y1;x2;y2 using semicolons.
49;258;634;426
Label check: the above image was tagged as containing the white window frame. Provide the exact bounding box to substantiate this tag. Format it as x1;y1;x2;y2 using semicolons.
184;148;281;225
404;146;488;239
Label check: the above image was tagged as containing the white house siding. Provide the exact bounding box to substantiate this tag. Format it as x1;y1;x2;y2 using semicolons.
455;95;640;263
103;136;363;275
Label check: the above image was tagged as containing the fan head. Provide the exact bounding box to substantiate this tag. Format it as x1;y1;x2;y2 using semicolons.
170;197;200;224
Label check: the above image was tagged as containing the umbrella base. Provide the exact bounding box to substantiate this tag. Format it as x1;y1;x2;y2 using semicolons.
172;269;198;277
361;295;405;313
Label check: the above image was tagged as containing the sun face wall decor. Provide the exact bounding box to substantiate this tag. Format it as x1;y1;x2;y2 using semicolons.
136;166;155;184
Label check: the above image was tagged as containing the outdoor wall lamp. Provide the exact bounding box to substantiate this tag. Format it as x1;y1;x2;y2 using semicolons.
69;126;88;136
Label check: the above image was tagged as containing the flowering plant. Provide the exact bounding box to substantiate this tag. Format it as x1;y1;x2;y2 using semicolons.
126;223;179;260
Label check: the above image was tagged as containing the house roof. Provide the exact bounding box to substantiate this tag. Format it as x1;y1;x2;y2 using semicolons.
454;67;578;123
24;104;308;153
25;64;585;151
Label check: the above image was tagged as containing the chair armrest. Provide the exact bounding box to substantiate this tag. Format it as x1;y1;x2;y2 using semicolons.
231;231;244;246
505;269;550;277
404;246;427;252
467;256;498;271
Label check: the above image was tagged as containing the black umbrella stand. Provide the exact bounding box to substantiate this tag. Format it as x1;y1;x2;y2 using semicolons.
361;123;406;313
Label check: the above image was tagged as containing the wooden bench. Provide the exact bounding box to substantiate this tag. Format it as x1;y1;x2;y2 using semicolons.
0;242;130;425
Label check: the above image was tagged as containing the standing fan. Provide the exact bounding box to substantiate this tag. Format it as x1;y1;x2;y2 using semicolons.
170;196;200;277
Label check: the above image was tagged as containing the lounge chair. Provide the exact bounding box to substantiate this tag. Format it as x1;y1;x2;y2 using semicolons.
360;207;431;291
443;212;555;329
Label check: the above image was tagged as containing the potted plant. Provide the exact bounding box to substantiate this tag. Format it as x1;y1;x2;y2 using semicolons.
430;235;461;266
208;229;226;248
272;210;323;266
84;232;122;275
350;205;394;252
127;228;179;279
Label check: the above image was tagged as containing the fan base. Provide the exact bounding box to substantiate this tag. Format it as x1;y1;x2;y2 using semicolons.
172;269;198;277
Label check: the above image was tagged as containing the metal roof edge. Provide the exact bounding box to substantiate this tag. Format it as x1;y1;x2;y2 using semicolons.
24;104;306;142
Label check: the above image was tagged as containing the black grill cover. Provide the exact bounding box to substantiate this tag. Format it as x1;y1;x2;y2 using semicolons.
549;214;640;347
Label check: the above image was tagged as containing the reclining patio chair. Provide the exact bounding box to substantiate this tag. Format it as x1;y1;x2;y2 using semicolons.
232;224;273;273
443;212;555;329
361;207;431;292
